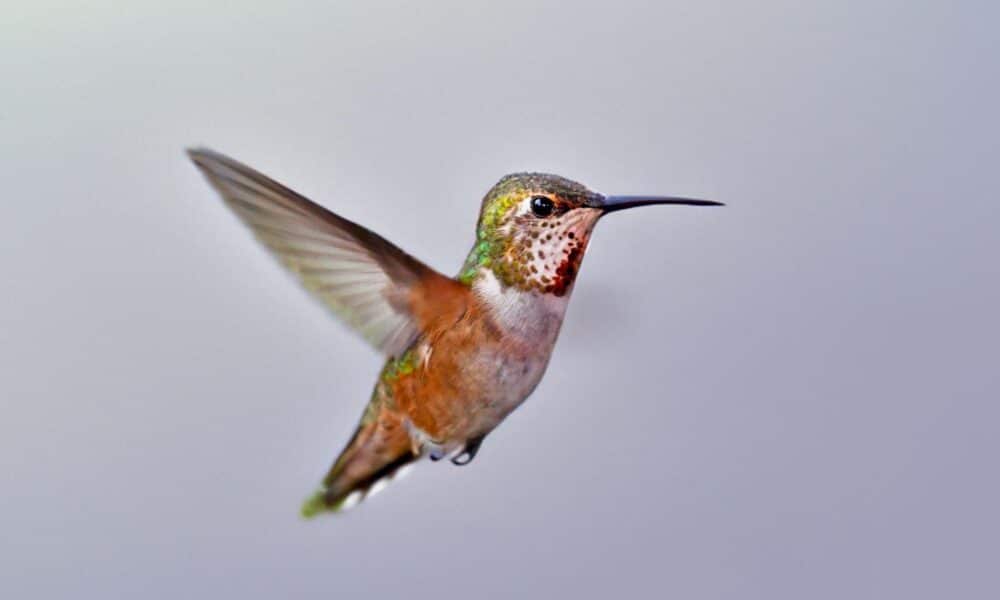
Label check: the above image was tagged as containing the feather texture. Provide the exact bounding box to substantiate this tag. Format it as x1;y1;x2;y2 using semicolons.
188;148;448;357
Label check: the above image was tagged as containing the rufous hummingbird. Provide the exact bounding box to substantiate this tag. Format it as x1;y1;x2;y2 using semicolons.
188;149;722;517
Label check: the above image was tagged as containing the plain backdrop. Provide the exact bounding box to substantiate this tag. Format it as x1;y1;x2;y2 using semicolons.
2;1;998;598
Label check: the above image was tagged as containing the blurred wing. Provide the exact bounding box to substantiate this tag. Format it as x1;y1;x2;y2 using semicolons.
188;148;446;357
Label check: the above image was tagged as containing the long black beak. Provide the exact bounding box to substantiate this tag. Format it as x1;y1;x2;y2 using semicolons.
599;195;724;213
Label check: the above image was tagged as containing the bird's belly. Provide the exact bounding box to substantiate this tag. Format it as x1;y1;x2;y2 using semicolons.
461;346;551;431
394;329;558;450
394;275;571;451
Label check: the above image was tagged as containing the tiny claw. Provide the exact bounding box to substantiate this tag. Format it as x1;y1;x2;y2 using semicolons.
451;453;473;466
451;436;484;466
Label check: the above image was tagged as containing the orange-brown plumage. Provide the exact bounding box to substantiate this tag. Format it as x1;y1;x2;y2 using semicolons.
187;147;720;516
314;288;548;511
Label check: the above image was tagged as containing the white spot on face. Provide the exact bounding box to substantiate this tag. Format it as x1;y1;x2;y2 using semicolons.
512;196;537;220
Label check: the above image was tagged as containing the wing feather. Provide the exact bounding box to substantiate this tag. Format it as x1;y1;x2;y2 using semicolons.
188;148;453;357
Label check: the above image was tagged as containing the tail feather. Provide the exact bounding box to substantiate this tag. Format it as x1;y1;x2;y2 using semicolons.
301;417;418;518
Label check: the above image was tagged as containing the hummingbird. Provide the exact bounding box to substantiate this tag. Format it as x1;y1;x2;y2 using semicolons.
187;148;721;517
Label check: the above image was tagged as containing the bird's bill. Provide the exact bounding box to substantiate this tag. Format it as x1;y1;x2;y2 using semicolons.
599;195;724;213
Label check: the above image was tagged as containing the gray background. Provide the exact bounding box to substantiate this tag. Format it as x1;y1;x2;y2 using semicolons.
3;1;998;598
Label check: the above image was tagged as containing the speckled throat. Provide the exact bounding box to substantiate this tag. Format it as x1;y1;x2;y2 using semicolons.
459;172;604;295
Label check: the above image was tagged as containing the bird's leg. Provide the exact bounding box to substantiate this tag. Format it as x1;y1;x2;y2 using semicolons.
403;418;449;461
422;438;450;462
451;435;485;466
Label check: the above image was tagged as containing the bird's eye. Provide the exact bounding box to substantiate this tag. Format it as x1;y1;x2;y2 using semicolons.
530;196;555;217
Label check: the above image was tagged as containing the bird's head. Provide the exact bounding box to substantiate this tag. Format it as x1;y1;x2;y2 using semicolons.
459;173;721;296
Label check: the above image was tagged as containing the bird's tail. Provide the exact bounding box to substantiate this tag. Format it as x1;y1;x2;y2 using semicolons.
301;416;418;518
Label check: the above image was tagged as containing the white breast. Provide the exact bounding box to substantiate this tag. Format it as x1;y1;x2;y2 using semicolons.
472;268;571;343
465;269;574;429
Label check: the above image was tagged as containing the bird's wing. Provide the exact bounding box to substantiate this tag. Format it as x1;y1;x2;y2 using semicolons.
188;148;461;357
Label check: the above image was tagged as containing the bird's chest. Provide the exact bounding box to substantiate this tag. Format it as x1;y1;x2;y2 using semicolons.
394;270;573;443
447;273;571;427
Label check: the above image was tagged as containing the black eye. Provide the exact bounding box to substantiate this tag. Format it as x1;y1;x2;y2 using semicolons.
530;195;554;217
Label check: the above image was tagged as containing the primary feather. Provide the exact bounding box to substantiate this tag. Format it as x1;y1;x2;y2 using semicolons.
188;148;444;357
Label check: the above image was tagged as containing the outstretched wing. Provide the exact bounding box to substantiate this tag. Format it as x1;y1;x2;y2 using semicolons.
188;148;452;357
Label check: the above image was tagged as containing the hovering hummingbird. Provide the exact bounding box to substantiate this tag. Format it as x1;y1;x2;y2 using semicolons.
188;148;721;517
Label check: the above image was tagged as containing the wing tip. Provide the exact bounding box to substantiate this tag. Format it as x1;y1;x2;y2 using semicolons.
186;146;229;171
186;147;262;192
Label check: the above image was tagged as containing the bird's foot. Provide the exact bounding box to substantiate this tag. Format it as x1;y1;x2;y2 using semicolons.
450;435;485;466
